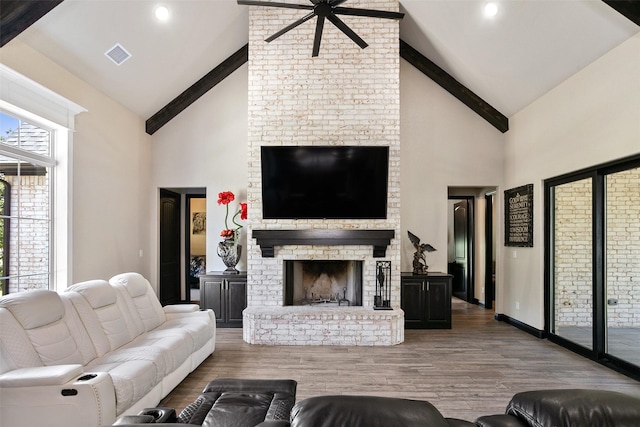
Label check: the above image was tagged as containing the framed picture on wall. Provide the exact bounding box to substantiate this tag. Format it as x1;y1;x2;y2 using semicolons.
504;184;533;247
192;212;206;235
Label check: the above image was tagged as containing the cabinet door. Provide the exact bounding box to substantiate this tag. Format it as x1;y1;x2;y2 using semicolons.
226;279;247;327
401;278;426;328
425;279;451;329
201;278;224;322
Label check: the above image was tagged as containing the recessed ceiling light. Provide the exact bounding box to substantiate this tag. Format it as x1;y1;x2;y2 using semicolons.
483;2;498;18
154;5;170;21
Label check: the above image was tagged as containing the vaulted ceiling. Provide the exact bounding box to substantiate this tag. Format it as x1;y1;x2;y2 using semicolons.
1;0;639;133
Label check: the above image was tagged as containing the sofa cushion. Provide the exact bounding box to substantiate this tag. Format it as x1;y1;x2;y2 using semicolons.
0;290;83;366
0;290;63;329
67;280;134;351
178;379;297;425
87;360;159;415
110;273;166;332
68;280;117;309
505;389;640;427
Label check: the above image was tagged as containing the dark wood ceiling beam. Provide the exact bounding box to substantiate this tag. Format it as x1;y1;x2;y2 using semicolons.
145;43;249;135
603;0;640;26
400;39;509;133
0;0;64;47
148;40;508;135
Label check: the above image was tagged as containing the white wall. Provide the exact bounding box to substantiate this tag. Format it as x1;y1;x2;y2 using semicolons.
503;32;640;330
148;64;248;287
400;58;505;281
0;40;152;285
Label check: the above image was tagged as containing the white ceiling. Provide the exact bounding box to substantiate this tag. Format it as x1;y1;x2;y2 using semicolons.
12;0;639;121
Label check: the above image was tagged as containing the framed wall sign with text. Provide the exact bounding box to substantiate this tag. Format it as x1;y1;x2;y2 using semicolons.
504;184;533;247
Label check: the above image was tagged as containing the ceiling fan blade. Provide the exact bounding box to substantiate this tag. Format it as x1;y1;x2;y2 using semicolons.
312;15;326;57
237;0;314;11
265;12;316;42
327;14;368;49
333;7;404;20
329;0;349;5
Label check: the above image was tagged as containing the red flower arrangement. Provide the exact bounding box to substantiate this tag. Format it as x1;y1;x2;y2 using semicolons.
218;191;247;242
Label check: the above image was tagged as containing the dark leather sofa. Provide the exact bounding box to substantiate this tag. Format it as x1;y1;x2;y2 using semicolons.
110;379;640;427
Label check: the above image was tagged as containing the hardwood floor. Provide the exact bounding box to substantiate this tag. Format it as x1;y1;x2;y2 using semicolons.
161;299;640;422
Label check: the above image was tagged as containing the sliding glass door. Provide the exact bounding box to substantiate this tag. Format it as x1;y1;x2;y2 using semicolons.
550;177;593;350
605;166;640;368
546;155;640;379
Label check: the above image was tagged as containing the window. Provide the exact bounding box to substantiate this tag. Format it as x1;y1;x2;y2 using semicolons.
0;112;54;294
0;64;86;293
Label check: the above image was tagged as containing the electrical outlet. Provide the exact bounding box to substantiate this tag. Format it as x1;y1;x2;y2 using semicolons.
515;301;520;310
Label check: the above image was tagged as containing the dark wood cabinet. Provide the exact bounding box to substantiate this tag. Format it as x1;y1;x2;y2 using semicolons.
401;272;452;329
200;272;247;328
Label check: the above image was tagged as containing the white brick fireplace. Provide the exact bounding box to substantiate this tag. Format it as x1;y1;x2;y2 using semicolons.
244;0;403;346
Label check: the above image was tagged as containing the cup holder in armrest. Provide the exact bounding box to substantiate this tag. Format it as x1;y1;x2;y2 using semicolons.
138;408;177;423
77;374;98;381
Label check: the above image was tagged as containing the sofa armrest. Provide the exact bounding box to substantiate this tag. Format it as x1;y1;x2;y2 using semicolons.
1;371;116;427
163;304;199;314
0;364;83;387
256;422;291;427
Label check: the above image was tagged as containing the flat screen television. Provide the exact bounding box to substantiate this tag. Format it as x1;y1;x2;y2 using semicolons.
261;146;389;219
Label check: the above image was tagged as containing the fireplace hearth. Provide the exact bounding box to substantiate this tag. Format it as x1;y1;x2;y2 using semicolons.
284;260;363;307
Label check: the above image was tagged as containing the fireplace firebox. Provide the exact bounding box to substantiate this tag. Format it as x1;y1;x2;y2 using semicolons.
284;260;363;307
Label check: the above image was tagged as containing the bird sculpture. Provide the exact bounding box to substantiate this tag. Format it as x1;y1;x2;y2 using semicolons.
407;230;436;275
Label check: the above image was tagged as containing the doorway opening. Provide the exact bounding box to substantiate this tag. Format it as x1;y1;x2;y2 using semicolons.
159;187;206;305
447;187;497;309
187;194;206;303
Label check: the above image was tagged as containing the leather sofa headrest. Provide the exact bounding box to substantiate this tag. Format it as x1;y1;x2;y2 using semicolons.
290;395;451;427
0;289;64;329
66;280;116;308
110;272;149;298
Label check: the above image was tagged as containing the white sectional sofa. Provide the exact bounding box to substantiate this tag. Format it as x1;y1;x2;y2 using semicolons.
0;272;215;427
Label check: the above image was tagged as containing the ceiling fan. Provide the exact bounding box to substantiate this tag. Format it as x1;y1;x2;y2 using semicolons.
237;0;404;57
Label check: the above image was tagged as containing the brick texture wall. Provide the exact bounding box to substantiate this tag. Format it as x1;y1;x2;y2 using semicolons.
554;168;640;328
244;0;402;344
4;175;50;293
246;0;401;307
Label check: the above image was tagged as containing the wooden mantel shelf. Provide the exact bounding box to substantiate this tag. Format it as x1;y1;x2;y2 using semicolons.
252;229;395;258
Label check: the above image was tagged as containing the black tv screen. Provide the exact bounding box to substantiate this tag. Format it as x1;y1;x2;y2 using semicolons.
261;146;389;219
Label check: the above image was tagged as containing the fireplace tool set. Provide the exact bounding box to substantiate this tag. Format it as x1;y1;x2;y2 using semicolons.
374;261;392;310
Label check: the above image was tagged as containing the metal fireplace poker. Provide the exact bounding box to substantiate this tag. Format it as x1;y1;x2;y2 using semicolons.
374;261;392;310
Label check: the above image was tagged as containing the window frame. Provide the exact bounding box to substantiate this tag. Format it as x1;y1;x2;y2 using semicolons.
0;64;86;291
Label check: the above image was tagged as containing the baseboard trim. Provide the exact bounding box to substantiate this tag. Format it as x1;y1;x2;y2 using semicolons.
495;313;546;339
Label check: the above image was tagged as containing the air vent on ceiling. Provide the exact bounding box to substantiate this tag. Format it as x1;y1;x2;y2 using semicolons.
105;43;131;66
